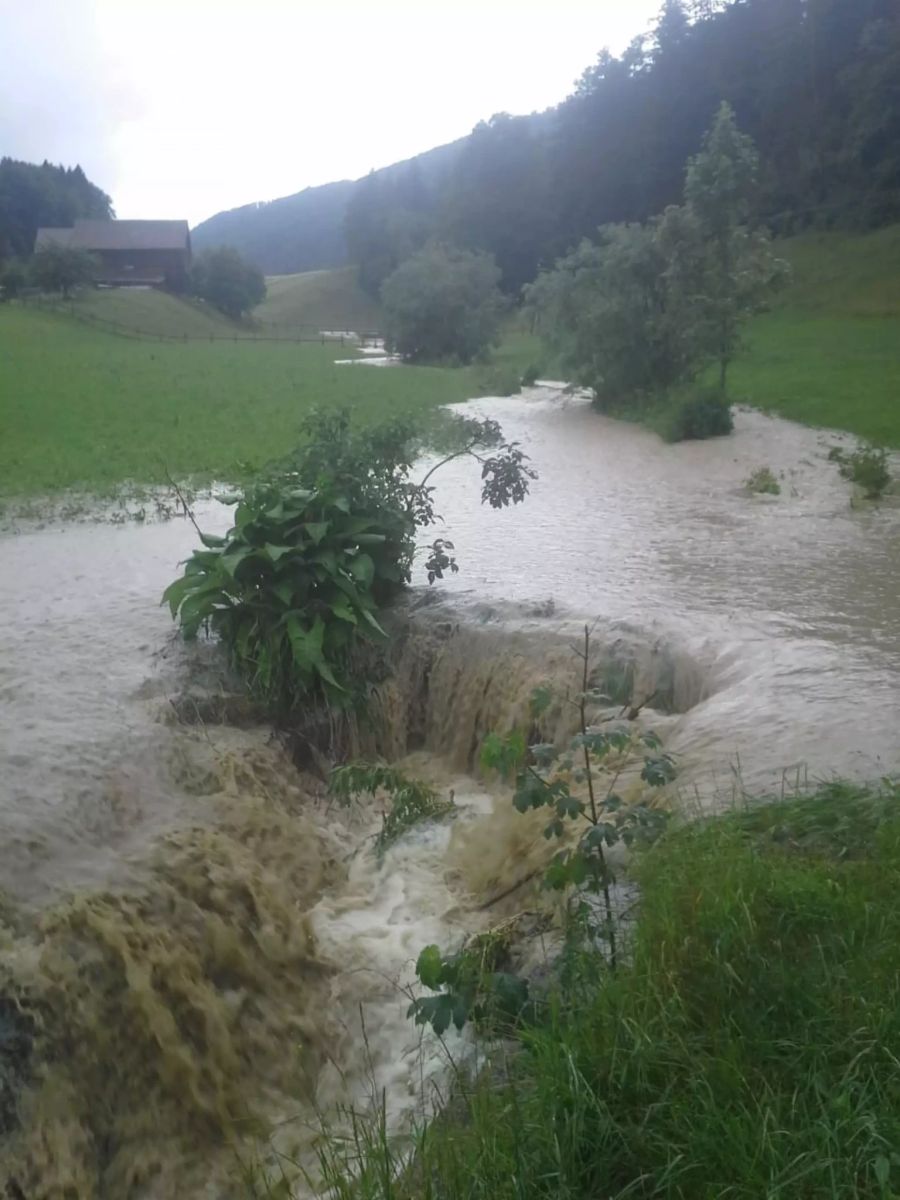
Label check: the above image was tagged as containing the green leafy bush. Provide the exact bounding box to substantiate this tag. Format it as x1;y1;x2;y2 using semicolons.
829;444;891;499
162;476;393;707
475;364;522;397
745;465;781;494
164;411;536;710
410;627;674;1035
330;762;455;853
665;390;734;442
410;933;530;1037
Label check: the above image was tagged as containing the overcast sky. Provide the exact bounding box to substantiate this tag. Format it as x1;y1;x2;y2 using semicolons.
1;0;662;228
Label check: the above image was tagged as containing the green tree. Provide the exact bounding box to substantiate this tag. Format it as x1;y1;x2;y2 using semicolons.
528;103;786;414
29;243;97;297
0;157;112;260
381;244;506;364
0;259;26;300
525;224;694;404
684;101;788;391
190;246;266;319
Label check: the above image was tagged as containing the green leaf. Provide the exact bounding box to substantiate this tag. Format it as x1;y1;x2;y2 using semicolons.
353;533;387;545
529;684;553;718
286;615;324;675
161;573;193;617
451;996;469;1031
531;742;558;768
314;657;343;689
330;599;358;625
359;607;387;637
221;547;257;578
481;730;526;779
305;521;329;545
873;1156;890;1187
642;753;677;787
199;532;226;548
416;945;444;990
347;552;375;586
265;544;296;562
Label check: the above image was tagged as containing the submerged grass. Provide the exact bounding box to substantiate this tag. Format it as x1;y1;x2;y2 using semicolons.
288;777;900;1200
0;306;541;497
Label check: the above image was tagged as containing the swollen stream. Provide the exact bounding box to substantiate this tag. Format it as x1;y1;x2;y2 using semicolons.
0;387;899;1195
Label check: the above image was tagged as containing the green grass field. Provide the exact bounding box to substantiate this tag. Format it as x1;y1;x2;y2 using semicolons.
728;224;900;446
52;286;251;338
0;305;537;497
256;266;383;332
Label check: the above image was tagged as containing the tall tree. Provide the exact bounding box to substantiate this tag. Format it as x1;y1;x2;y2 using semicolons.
0;159;112;260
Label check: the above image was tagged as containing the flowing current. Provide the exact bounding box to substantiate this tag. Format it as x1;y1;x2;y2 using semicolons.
0;387;898;1195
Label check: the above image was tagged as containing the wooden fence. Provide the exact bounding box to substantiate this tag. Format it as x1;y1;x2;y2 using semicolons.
14;294;382;347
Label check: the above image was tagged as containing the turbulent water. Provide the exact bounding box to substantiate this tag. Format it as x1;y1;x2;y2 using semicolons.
1;387;899;1195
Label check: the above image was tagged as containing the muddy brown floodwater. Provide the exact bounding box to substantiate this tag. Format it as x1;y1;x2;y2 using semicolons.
0;387;898;1196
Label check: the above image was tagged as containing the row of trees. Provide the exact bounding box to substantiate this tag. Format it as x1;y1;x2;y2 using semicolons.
377;103;785;438
3;242;266;320
346;0;900;297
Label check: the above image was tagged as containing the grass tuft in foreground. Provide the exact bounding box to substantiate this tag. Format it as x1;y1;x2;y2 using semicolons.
297;777;900;1200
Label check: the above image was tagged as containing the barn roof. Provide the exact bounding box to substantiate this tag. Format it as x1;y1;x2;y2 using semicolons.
34;219;190;253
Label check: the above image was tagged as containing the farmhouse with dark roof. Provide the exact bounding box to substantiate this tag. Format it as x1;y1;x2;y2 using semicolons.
34;219;192;290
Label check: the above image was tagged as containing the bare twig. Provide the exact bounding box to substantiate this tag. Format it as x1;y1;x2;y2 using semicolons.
417;437;484;489
162;463;204;539
479;868;544;911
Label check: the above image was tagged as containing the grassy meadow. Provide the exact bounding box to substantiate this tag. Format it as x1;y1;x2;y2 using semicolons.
728;224;900;446
50;286;254;339
0;303;538;497
256;266;383;332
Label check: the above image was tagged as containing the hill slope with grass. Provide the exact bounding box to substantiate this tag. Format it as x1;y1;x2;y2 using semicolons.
731;224;900;446
255;267;383;333
32;287;250;339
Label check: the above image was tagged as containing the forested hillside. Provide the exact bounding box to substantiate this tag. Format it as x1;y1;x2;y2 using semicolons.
0;159;113;259
191;180;356;275
195;0;899;292
191;139;464;276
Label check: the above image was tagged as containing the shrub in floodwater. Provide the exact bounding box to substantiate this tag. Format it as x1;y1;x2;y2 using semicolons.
329;762;456;853
475;364;522;397
164;409;536;710
745;465;781;494
521;362;542;387
408;626;674;1035
829;443;891;499
381;244;506;365
665;389;734;442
